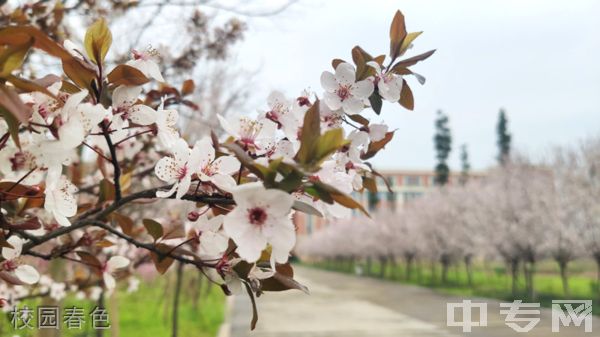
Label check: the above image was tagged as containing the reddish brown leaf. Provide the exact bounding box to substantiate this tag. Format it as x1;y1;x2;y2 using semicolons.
107;64;149;86
399;80;414;110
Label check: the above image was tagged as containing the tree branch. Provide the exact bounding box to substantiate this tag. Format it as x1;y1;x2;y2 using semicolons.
21;184;234;253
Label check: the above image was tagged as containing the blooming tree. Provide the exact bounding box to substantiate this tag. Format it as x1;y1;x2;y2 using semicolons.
0;10;434;329
299;146;600;298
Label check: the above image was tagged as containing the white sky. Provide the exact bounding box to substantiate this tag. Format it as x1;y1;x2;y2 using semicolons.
230;0;600;171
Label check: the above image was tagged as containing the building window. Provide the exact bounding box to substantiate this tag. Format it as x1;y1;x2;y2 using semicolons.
387;191;397;210
404;191;423;201
404;175;421;186
368;191;380;210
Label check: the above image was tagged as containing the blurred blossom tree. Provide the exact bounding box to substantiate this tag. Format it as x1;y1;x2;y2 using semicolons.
496;108;511;165
546;146;586;296
0;5;435;334
299;137;600;302
459;143;470;185
433;110;451;186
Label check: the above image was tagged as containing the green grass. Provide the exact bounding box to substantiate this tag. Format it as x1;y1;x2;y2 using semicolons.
0;270;225;337
308;259;600;315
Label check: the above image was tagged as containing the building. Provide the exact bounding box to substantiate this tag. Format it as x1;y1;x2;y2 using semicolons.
294;169;484;236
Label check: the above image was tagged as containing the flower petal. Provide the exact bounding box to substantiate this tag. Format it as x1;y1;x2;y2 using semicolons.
264;221;295;264
103;272;116;290
107;256;130;271
335;63;356;86
129;105;157;125
113;85;142;108
15;265;40;284
155;157;179;183
213;156;240;175
210;174;237;192
320;71;338;92
341;97;364;115
323;92;343;111
350;80;374;99
3;236;23;260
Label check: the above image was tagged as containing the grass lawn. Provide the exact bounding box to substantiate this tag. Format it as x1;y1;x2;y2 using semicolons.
308;259;600;315
1;269;225;337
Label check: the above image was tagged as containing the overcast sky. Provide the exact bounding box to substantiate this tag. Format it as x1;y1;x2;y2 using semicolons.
227;0;600;171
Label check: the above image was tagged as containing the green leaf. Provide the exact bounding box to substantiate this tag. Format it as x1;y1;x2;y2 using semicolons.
84;18;112;65
292;200;323;217
222;142;266;180
389;10;407;60
106;64;149;86
0;106;21;148
143;219;164;242
0;37;32;76
295;100;321;165
305;182;334;204
369;92;383;114
313;128;347;165
276;168;304;192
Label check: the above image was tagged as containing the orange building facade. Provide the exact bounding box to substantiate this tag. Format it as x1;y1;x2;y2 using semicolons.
294;169;483;236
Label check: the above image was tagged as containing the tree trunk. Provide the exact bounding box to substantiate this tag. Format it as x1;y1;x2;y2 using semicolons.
110;291;120;337
440;254;451;284
172;262;184;337
557;259;570;297
464;255;473;288
192;271;203;311
96;291;105;337
510;258;519;298
594;252;600;293
389;255;397;279
523;260;536;300
379;257;387;278
366;257;372;276
405;254;414;281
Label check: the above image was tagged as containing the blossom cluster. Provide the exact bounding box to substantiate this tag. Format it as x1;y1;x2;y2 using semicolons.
0;10;433;327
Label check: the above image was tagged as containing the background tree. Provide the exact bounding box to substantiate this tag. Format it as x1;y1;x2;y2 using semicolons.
497;108;512;165
459;144;470;185
433;110;452;186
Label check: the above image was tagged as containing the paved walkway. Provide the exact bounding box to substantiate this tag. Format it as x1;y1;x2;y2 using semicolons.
228;265;598;337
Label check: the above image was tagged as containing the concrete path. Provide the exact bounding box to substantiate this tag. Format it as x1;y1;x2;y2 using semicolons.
228;265;598;337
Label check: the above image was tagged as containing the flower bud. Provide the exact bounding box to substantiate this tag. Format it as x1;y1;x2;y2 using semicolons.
187;211;200;222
